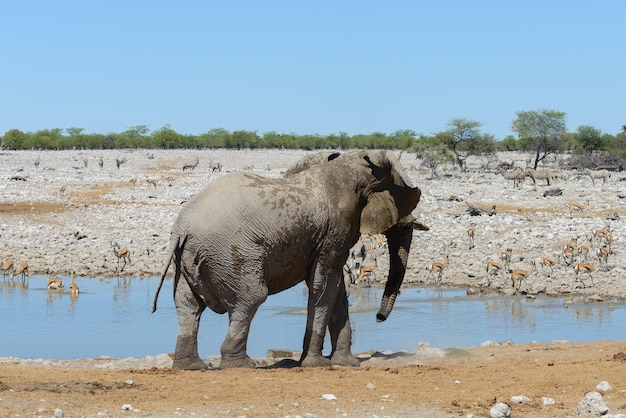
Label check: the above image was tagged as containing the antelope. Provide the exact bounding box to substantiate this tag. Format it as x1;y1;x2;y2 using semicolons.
577;236;593;261
593;223;613;245
467;223;476;250
1;258;15;278
584;168;610;186
510;260;535;292
12;261;28;280
374;234;388;249
69;271;79;294
563;237;578;255
540;257;558;277
182;155;199;171
500;248;512;271
560;246;576;266
430;255;449;283
112;242;132;271
486;260;505;284
358;258;378;283
568;200;590;218
573;260;601;288
596;245;611;271
46;270;64;290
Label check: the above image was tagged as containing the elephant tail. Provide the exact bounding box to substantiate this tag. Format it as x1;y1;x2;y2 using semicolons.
151;236;181;313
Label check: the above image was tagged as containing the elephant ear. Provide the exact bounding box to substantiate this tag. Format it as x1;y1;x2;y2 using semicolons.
360;151;422;235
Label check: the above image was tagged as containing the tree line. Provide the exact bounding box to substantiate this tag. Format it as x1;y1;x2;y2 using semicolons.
2;109;626;170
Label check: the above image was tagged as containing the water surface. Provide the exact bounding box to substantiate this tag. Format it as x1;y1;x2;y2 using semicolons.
1;276;623;360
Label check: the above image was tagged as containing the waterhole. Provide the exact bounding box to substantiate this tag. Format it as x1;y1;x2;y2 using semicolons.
1;276;624;360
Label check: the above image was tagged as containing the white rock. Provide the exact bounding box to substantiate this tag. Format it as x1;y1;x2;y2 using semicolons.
321;394;337;400
510;395;529;404
366;383;376;390
489;402;511;418
542;397;556;405
574;391;609;416
121;404;133;411
596;381;612;392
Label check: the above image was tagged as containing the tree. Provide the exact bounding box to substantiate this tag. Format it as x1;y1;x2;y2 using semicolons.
2;129;28;149
439;118;485;170
573;125;604;154
151;125;184;149
511;109;567;169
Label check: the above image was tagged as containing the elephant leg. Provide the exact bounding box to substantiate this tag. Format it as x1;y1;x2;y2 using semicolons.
328;277;359;367
173;277;208;370
300;267;341;368
219;285;268;369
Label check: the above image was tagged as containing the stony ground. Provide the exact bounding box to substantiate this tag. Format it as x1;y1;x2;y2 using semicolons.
1;149;626;417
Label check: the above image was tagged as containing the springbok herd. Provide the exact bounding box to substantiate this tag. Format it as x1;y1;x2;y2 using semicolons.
1;149;625;300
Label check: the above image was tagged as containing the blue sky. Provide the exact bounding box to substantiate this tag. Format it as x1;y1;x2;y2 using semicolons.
2;1;624;139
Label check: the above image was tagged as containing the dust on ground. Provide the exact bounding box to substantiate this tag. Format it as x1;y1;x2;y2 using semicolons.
2;340;626;417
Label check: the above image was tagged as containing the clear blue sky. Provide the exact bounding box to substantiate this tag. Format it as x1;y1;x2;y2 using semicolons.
2;1;624;139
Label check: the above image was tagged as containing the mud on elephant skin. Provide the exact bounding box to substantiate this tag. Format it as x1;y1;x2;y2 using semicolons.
152;149;428;370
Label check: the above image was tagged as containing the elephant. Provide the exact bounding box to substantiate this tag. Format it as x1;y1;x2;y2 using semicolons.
152;149;428;370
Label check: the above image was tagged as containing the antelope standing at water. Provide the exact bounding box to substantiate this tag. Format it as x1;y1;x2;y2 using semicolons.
69;271;79;294
12;261;28;280
2;258;15;278
430;255;449;284
510;260;535;292
112;242;132;271
46;270;64;290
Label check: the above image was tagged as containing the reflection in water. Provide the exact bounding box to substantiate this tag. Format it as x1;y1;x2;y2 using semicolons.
0;276;625;360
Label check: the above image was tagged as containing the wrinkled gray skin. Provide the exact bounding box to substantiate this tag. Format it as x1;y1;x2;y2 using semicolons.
152;149;426;370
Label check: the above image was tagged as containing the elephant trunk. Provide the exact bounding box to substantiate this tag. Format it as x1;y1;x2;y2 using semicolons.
376;291;398;322
376;222;414;322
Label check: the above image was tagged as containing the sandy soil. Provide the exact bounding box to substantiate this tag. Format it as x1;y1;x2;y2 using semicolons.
1;149;626;417
2;341;626;417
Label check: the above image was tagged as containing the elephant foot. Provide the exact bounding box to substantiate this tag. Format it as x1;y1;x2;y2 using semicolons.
219;354;257;369
173;356;208;370
331;351;360;367
300;354;332;368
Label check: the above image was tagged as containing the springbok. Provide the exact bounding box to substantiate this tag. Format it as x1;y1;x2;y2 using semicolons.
112;242;132;271
510;260;535;292
1;258;15;278
46;270;64;290
69;271;80;294
573;260;601;288
430;255;449;284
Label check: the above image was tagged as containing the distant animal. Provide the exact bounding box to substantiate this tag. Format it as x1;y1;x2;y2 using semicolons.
13;261;28;280
46;270;64;290
496;167;525;188
525;167;554;185
573;260;601;288
584;168;610;186
1;258;15;278
430;255;450;283
69;271;79;294
510;260;535;292
111;242;131;271
467;224;476;249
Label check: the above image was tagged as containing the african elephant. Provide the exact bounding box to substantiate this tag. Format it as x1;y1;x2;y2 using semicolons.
152;149;428;370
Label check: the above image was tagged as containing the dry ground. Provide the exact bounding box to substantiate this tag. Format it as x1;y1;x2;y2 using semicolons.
2;340;626;417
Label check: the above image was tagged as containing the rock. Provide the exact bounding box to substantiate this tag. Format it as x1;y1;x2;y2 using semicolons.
542;397;556;405
510;395;529;404
321;394;337;400
489;402;511;418
366;383;376;390
596;381;612;392
574;391;609;416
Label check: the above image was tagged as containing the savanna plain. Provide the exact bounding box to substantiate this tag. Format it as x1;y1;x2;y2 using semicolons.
1;148;626;417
